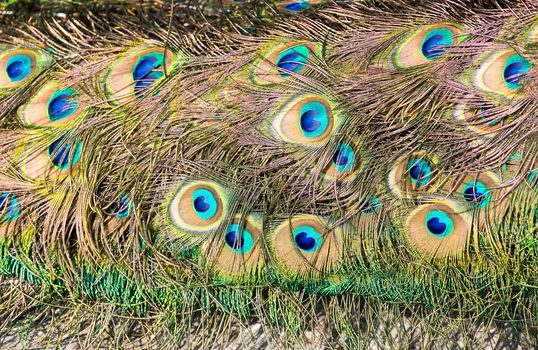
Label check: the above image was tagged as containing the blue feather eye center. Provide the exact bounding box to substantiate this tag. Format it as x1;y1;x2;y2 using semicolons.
192;189;218;220
332;142;355;172
48;88;79;121
407;158;433;187
6;54;32;82
107;194;131;219
503;54;532;89
504;62;524;83
276;45;310;78
6;60;25;79
299;101;329;138
225;224;254;254
283;1;309;12
462;181;491;208
300;110;320;132
332;150;348;165
293;225;322;252
47;136;83;170
133;53;165;96
194;197;209;212
425;210;454;237
421;28;453;60
0;192;20;223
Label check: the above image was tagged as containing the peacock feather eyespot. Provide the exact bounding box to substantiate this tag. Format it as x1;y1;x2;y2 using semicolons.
279;1;309;12
103;46;179;105
503;54;532;89
6;54;32;82
425;210;454;238
192;188;219;220
447;173;503;228
201;214;264;278
390;23;461;69
452;172;500;211
250;40;322;86
480;112;503;127
132;52;165;98
47;135;83;170
420;28;456;60
19;133;83;180
475;104;507;128
293;225;323;252
332;142;354;172
406;158;433;187
0;192;20;223
270;94;342;146
360;195;382;215
276;45;310;78
48;88;79;121
405;200;472;258
454;97;509;137
472;49;533;98
275;0;325;12
462;181;491;208
20;81;87;127
388;152;440;198
300;101;330;137
224;223;255;254
106;193;132;219
165;180;232;238
319;139;363;182
269;215;343;277
0;48;50;88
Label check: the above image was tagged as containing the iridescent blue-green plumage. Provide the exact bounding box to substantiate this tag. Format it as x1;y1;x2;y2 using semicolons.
0;0;536;349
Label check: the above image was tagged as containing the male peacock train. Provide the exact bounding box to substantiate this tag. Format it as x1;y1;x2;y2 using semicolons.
0;0;536;348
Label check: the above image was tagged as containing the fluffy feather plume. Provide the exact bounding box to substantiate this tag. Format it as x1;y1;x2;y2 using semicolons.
0;0;536;349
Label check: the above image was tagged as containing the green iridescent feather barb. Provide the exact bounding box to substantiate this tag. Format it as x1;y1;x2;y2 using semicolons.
0;0;536;348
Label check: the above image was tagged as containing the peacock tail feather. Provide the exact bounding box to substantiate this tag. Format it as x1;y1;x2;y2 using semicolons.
0;0;536;349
